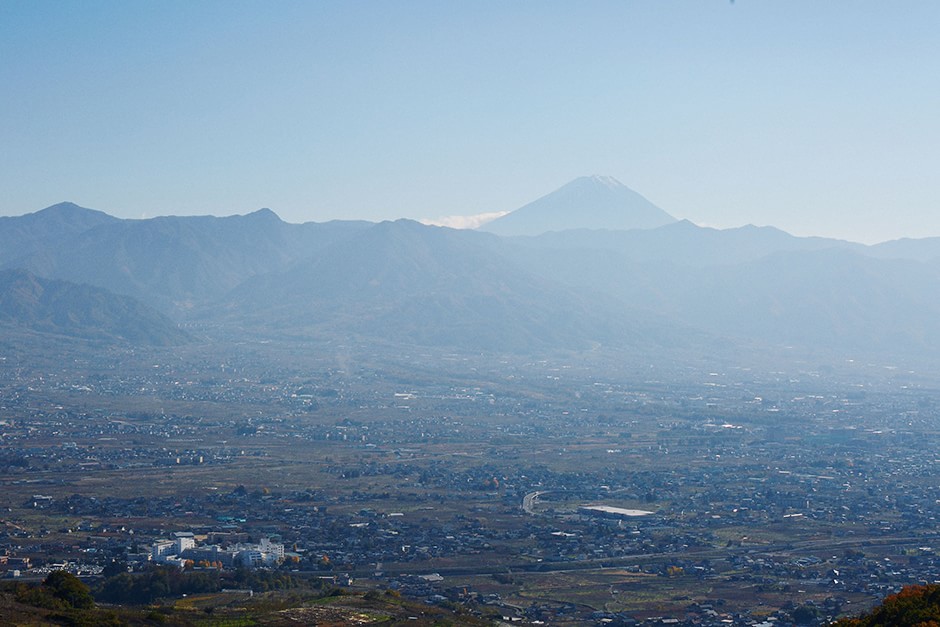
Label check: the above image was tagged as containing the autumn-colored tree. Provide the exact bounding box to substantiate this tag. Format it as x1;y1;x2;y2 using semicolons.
833;584;940;626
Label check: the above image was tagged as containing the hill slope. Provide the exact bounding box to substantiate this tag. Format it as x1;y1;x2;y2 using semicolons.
0;269;189;345
507;235;940;357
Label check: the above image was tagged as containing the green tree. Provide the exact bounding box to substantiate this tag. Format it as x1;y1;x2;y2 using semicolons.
43;570;95;609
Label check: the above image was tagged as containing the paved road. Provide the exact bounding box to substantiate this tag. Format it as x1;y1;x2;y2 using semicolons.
521;490;549;515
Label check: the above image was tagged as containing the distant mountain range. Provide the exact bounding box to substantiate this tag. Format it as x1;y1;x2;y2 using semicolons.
216;219;681;352
4;179;940;360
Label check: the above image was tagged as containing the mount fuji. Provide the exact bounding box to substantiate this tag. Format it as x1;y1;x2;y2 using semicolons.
479;175;676;236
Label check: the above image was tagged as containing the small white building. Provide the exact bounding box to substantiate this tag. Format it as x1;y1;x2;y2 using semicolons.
152;540;175;562
233;538;285;567
174;532;195;554
259;537;284;561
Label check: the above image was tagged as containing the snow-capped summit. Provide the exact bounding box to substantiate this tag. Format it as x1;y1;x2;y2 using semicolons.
479;176;676;237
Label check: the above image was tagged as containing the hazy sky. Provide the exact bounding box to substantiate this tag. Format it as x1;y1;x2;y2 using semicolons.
2;1;939;243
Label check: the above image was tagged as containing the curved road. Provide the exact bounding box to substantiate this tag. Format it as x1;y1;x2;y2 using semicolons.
522;490;549;515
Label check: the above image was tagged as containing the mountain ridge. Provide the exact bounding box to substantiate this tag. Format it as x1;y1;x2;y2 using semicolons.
214;218;684;352
0;202;120;267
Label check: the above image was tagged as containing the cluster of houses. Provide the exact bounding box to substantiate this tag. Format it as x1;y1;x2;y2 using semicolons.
151;532;284;569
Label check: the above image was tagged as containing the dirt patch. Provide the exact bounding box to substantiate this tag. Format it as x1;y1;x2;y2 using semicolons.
275;604;388;624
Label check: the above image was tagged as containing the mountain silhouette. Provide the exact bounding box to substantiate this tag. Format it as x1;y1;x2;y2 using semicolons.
480;175;676;236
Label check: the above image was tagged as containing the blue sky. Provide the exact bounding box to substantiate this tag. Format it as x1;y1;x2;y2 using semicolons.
2;1;939;243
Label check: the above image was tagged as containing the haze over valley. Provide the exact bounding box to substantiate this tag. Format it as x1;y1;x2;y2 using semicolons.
5;2;940;624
